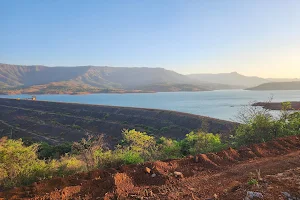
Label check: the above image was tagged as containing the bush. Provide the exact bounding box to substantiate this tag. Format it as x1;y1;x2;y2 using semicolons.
233;101;300;147
121;129;157;160
157;137;182;159
0;137;85;188
38;142;72;159
72;134;106;170
57;156;85;176
2;103;299;189
182;131;225;155
94;149;120;168
284;112;300;135
121;151;144;165
0;137;50;187
234;114;278;146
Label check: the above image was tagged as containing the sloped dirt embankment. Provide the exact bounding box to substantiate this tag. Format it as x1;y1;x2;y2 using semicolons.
1;136;300;200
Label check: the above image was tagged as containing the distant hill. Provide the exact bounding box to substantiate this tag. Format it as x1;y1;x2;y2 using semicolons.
247;81;300;90
2;63;298;94
0;64;189;88
137;83;208;92
187;72;268;88
267;78;300;82
0;63;236;94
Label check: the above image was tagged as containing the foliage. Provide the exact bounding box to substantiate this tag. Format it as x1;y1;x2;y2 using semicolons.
120;129;157;160
72;134;106;170
233;101;300;146
1;103;299;189
157;137;182;159
0;137;48;187
120;150;144;165
181;131;225;155
234;114;277;146
57;155;85;176
0;137;85;188
248;178;259;186
38;142;72;159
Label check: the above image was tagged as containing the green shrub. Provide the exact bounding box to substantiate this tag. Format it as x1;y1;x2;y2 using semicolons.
72;134;106;170
121;129;157;160
233;104;300;147
0;137;50;188
160;127;169;132
248;178;258;186
38;142;72;159
57;155;85;176
157;137;182;159
2;103;300;189
0;137;85;188
181;131;225;155
94;149;120;168
234;114;277;146
103;113;110;120
121;151;144;165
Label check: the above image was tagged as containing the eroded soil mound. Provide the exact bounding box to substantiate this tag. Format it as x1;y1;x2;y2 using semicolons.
1;136;300;200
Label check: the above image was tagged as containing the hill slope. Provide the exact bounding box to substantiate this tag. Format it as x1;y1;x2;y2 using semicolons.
0;63;234;93
247;81;300;90
187;72;268;88
0;98;236;145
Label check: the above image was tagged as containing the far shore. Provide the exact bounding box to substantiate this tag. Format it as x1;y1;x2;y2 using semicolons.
0;89;212;95
0;90;156;95
252;101;300;110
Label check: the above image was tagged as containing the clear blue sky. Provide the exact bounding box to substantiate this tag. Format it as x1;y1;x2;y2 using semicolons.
1;0;300;78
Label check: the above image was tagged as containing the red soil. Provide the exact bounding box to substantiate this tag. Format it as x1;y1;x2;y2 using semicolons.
1;136;300;200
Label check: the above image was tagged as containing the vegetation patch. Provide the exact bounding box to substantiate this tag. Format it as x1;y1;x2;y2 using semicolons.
0;100;299;190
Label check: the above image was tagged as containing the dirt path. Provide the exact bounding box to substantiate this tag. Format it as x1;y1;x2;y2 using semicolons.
1;136;300;200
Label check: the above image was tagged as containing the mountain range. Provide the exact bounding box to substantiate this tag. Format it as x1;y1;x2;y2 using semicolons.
0;63;298;94
187;72;268;88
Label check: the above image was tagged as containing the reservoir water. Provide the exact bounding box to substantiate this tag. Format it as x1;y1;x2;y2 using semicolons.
1;90;300;121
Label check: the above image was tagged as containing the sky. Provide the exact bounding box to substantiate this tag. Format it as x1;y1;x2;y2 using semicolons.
1;0;300;78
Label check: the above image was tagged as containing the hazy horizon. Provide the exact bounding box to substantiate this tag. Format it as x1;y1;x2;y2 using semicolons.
1;0;300;78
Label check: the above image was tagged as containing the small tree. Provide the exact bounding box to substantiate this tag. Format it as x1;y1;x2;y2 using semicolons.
72;133;106;170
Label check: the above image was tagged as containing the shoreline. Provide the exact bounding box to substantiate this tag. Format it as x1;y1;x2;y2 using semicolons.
252;101;300;110
0;90;156;95
0;89;212;95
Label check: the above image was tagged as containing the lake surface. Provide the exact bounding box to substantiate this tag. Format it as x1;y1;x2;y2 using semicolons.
1;90;300;121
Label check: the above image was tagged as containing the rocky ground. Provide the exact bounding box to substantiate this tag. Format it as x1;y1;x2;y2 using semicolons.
1;135;300;200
